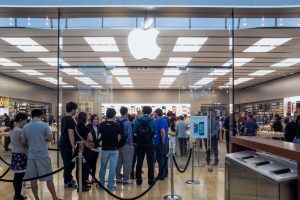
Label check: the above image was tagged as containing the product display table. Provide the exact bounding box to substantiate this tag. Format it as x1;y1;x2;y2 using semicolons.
257;131;284;138
231;136;300;200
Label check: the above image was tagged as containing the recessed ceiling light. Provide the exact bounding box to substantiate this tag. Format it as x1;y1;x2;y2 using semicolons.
1;37;49;52
39;58;70;66
223;58;254;67
91;85;103;88
249;70;276;76
84;37;119;52
163;68;181;76
60;68;84;75
243;38;291;52
209;69;231;76
159;77;176;85
167;57;192;67
39;77;67;85
219;86;231;89
194;77;217;85
173;37;208;52
189;85;203;89
63;85;74;88
122;85;134;88
100;57;125;66
115;77;133;85
271;58;300;67
111;68;129;76
17;69;44;76
234;78;254;85
0;58;22;66
158;85;170;89
74;77;98;85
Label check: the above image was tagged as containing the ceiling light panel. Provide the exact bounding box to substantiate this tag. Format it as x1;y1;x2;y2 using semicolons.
111;68;129;76
100;57;125;66
115;77;133;85
74;77;98;85
159;77;176;85
167;57;192;66
84;37;119;52
122;85;134;88
163;68;181;76
1;37;48;52
209;69;231;76
91;85;103;88
158;85;170;88
234;78;254;85
0;58;22;66
39;58;70;66
63;85;74;88
243;38;292;52
249;70;276;76
223;58;254;67
39;77;66;85
194;77;217;85
17;70;44;76
173;37;208;52
271;58;300;67
60;68;84;75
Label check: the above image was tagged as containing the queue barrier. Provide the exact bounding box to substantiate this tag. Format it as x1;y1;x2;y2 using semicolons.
172;148;192;173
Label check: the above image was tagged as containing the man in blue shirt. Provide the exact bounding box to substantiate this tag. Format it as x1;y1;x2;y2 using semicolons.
244;114;259;136
154;108;169;180
133;106;157;186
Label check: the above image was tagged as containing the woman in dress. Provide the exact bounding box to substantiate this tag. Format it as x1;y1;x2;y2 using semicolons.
10;112;28;200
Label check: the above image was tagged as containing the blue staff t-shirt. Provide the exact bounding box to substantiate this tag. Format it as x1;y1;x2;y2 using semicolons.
155;117;169;144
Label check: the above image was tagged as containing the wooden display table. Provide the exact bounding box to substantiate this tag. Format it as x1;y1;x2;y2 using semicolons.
231;136;300;200
257;131;284;138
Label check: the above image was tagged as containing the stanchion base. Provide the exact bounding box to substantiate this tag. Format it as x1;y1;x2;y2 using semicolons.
185;180;200;185
163;195;183;200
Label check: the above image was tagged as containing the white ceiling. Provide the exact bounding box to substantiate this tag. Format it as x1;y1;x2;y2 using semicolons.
0;27;300;90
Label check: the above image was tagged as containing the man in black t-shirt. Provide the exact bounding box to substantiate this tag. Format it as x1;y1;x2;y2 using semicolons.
59;102;78;189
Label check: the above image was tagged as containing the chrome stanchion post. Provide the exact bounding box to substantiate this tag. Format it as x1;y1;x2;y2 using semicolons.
78;142;84;200
164;147;182;200
185;142;200;185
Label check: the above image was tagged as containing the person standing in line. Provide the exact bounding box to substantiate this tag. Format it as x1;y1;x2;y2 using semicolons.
74;112;94;192
284;118;296;142
21;109;61;200
98;108;121;192
293;103;300;144
86;114;101;184
223;114;237;153
10;112;28;200
244;113;259;136
59;102;78;189
154;108;169;180
169;117;177;155
176;116;188;157
134;106;157;186
129;114;138;179
4;113;11;151
205;114;220;166
116;107;134;184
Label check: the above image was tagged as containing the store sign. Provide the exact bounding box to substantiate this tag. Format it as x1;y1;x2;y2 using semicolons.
190;116;208;139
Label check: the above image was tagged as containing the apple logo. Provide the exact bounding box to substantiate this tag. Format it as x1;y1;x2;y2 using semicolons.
128;27;161;60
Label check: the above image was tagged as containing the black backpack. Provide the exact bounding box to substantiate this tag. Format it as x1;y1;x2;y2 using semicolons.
137;119;153;149
118;120;127;148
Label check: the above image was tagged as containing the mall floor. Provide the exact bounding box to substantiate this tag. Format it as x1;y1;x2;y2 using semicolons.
0;140;227;200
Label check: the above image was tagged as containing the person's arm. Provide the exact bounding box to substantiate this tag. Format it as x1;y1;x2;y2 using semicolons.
87;132;93;142
68;129;76;153
45;124;53;142
160;128;166;144
175;123;178;136
21;131;28;145
126;121;133;145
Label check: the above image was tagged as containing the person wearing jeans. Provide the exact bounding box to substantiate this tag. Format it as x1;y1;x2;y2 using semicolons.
98;108;121;191
176;116;188;156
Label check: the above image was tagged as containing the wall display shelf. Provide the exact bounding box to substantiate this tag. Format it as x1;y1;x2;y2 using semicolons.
240;99;284;123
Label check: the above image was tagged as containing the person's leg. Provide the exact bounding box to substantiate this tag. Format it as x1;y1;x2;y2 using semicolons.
99;151;109;186
146;149;155;186
183;138;188;155
4;136;10;151
172;136;177;155
225;131;229;153
135;149;145;185
91;152;99;179
164;144;169;178
31;180;40;200
155;144;164;180
213;136;219;165
13;172;25;199
116;147;123;181
122;145;134;182
131;146;137;178
178;138;183;156
47;180;60;200
60;148;76;185
107;151;119;190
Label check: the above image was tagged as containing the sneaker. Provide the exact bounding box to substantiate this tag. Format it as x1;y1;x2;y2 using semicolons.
77;186;90;192
116;179;123;184
13;195;27;200
64;182;77;189
123;179;132;185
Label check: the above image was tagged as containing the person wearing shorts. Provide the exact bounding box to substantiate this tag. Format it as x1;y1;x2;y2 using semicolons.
22;109;61;200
